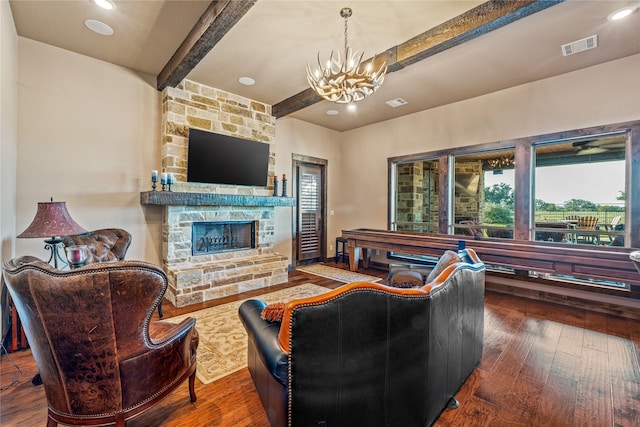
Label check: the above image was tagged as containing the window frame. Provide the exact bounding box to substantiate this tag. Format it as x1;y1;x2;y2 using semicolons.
387;120;640;286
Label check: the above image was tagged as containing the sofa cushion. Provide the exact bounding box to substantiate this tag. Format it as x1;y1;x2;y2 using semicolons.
388;270;424;288
426;250;462;283
261;302;286;322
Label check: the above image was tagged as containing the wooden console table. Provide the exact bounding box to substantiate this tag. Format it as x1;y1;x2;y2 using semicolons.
341;228;640;291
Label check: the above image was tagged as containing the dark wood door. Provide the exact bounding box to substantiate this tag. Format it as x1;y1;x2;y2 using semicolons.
296;163;323;262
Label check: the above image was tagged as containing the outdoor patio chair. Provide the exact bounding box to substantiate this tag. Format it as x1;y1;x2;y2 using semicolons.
459;220;485;239
598;215;622;244
575;216;599;244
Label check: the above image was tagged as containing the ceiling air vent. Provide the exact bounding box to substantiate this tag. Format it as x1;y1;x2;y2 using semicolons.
561;35;598;57
386;98;408;108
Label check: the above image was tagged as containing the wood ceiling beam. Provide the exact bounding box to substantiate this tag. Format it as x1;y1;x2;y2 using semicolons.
157;0;257;91
272;0;563;119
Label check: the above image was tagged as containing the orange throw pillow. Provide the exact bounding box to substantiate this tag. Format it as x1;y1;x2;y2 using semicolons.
261;302;287;322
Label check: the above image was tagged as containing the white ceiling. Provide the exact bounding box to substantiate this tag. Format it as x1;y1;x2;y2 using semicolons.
9;0;640;132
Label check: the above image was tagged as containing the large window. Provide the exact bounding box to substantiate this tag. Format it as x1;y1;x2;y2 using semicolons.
388;121;639;289
533;134;626;246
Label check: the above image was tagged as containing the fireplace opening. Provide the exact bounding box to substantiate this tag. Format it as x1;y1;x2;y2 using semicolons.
192;221;256;255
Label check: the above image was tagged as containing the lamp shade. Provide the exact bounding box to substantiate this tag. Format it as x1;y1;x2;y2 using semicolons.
18;201;87;238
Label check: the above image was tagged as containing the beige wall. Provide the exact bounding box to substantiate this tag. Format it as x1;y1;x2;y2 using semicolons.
1;0;18;262
16;38;162;264
338;54;640;244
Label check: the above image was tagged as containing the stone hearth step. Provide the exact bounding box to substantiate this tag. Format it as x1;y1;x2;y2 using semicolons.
164;252;289;307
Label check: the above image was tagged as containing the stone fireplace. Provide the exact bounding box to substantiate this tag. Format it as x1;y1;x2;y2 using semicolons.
140;79;294;308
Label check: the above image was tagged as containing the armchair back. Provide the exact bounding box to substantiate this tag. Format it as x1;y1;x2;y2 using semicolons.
62;228;131;263
2;257;197;427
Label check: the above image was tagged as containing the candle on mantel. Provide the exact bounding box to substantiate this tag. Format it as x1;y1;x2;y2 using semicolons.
151;170;158;182
161;172;168;184
168;173;175;184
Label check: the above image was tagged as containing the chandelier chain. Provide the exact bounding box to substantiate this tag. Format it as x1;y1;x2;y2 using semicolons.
344;13;348;57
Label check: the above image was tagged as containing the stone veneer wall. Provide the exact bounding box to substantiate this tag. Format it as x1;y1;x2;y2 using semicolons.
396;161;439;233
158;79;288;307
396;163;423;229
162;79;276;187
396;160;484;232
454;161;482;222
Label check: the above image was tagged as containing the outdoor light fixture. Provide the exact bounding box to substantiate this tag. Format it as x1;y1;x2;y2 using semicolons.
307;7;387;104
486;156;515;170
17;199;88;269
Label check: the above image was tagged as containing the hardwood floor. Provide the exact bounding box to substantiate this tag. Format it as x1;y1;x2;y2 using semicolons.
2;263;639;426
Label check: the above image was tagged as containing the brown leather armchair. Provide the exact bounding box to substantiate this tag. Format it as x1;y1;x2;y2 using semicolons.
62;228;163;317
62;228;132;263
2;256;198;427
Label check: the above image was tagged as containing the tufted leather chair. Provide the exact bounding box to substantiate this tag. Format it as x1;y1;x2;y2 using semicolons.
62;228;132;264
2;256;198;427
62;228;163;317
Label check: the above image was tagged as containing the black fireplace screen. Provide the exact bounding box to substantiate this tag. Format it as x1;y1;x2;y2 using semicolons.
192;221;256;255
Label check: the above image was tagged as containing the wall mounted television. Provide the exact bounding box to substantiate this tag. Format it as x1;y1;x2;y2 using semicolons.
187;128;270;187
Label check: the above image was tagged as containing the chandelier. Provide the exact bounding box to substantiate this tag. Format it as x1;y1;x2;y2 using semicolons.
486;155;515;170
307;7;387;104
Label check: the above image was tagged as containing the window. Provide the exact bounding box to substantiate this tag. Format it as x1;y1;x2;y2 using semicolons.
453;149;515;240
391;158;439;234
388;121;638;290
533;134;626;247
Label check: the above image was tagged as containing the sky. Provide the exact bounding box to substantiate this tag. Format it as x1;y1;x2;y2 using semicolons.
483;160;625;206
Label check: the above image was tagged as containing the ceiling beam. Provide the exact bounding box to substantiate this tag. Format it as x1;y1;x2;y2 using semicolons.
272;0;563;119
157;0;257;91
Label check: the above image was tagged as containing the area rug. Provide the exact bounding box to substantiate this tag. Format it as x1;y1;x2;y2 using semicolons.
164;283;329;384
296;264;382;283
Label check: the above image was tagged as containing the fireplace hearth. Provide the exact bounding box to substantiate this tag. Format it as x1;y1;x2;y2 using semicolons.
192;221;256;256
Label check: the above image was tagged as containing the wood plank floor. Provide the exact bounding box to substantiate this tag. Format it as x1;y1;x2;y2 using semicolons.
1;262;639;426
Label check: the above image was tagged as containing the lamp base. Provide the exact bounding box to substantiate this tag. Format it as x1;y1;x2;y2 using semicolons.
44;237;67;270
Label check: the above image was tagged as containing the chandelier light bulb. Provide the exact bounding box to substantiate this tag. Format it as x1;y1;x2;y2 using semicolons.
307;7;387;104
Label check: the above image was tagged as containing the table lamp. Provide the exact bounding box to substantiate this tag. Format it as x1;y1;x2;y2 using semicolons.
17;200;88;269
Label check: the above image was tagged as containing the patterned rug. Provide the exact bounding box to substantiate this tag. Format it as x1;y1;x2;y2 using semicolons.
296;264;382;283
164;283;329;384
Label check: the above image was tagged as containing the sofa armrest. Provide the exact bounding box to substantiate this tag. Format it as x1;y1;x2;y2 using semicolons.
238;299;289;386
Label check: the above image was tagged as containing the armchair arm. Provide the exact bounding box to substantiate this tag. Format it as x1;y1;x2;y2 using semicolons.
238;300;289;386
149;318;197;346
119;317;197;409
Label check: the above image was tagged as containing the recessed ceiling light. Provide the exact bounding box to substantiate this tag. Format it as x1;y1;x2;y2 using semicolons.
347;104;356;112
239;77;255;86
326;110;339;116
92;0;115;10
84;19;114;36
608;7;635;21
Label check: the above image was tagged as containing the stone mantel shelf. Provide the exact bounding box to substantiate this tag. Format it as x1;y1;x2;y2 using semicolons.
140;191;295;207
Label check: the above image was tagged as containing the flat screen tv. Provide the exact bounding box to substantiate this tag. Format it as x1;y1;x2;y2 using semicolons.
187;128;270;187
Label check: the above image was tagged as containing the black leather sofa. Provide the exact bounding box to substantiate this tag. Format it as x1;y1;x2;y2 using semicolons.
239;248;485;427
